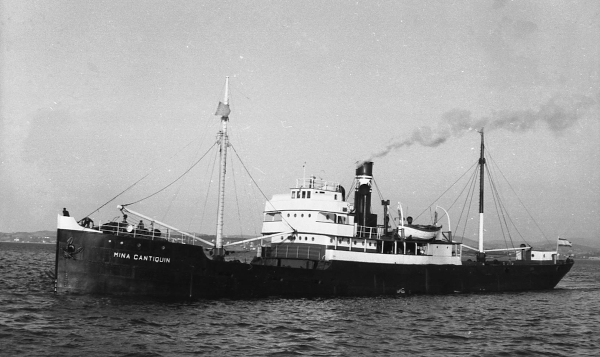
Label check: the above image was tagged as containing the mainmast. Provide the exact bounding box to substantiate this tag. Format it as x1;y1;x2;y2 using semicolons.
214;77;231;257
477;129;486;261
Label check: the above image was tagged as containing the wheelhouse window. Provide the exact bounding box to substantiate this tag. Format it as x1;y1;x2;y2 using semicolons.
264;212;282;222
319;212;335;222
318;212;347;223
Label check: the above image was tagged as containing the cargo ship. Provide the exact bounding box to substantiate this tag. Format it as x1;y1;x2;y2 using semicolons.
53;78;574;299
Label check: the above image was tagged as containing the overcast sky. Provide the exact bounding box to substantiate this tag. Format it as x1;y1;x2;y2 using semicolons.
1;0;598;246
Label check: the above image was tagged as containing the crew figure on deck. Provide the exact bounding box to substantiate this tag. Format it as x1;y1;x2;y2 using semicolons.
62;208;70;217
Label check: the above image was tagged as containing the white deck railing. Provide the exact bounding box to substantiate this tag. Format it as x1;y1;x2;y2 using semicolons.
296;177;340;191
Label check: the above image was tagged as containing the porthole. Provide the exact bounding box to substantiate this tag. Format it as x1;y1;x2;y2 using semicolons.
330;238;333;243
287;213;290;217
294;214;297;217
308;214;311;218
312;237;315;241
301;214;304;217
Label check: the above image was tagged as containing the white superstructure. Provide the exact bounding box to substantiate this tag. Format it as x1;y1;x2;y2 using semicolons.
260;173;462;266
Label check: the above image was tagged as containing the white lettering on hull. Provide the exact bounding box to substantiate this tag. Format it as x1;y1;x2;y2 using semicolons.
113;251;171;263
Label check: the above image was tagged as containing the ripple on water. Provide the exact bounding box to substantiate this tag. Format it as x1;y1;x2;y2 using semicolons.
1;243;599;357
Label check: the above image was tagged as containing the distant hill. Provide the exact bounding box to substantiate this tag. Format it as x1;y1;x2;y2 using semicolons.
0;230;254;244
570;237;600;250
0;230;56;243
2;230;598;258
454;236;600;259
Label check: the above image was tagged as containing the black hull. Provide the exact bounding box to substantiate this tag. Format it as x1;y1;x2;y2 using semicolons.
55;229;574;299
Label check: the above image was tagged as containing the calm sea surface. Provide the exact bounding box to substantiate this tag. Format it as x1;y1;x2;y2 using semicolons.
0;242;598;357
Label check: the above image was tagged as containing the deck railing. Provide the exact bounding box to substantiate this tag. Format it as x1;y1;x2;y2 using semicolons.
296;177;340;191
356;225;385;239
100;222;204;245
265;244;324;260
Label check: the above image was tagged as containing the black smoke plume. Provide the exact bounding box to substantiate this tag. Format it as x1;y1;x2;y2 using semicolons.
364;94;596;163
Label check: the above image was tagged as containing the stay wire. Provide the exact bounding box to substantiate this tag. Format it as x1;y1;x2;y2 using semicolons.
199;146;220;233
455;164;479;243
445;162;479;223
486;156;522;248
487;150;550;244
122;142;217;207
229;144;296;233
229;151;244;237
186;144;214;232
413;161;478;222
83;138;203;219
485;164;514;255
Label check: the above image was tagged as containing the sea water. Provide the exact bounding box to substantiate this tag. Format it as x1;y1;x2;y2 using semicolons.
0;242;598;356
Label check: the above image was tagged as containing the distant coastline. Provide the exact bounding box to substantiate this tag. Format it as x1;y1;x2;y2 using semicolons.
1;230;600;258
0;241;54;244
0;230;251;246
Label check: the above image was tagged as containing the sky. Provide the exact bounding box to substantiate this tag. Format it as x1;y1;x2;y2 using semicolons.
1;0;598;246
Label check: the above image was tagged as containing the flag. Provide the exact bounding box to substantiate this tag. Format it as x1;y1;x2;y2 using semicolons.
558;238;572;247
215;102;230;117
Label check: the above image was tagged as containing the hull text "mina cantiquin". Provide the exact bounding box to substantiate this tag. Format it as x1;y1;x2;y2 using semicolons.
113;252;171;263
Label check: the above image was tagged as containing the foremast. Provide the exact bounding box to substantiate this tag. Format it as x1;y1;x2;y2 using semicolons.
214;77;231;257
477;129;486;262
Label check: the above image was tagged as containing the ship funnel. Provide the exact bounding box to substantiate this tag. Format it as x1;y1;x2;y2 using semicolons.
355;161;373;177
354;161;377;230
